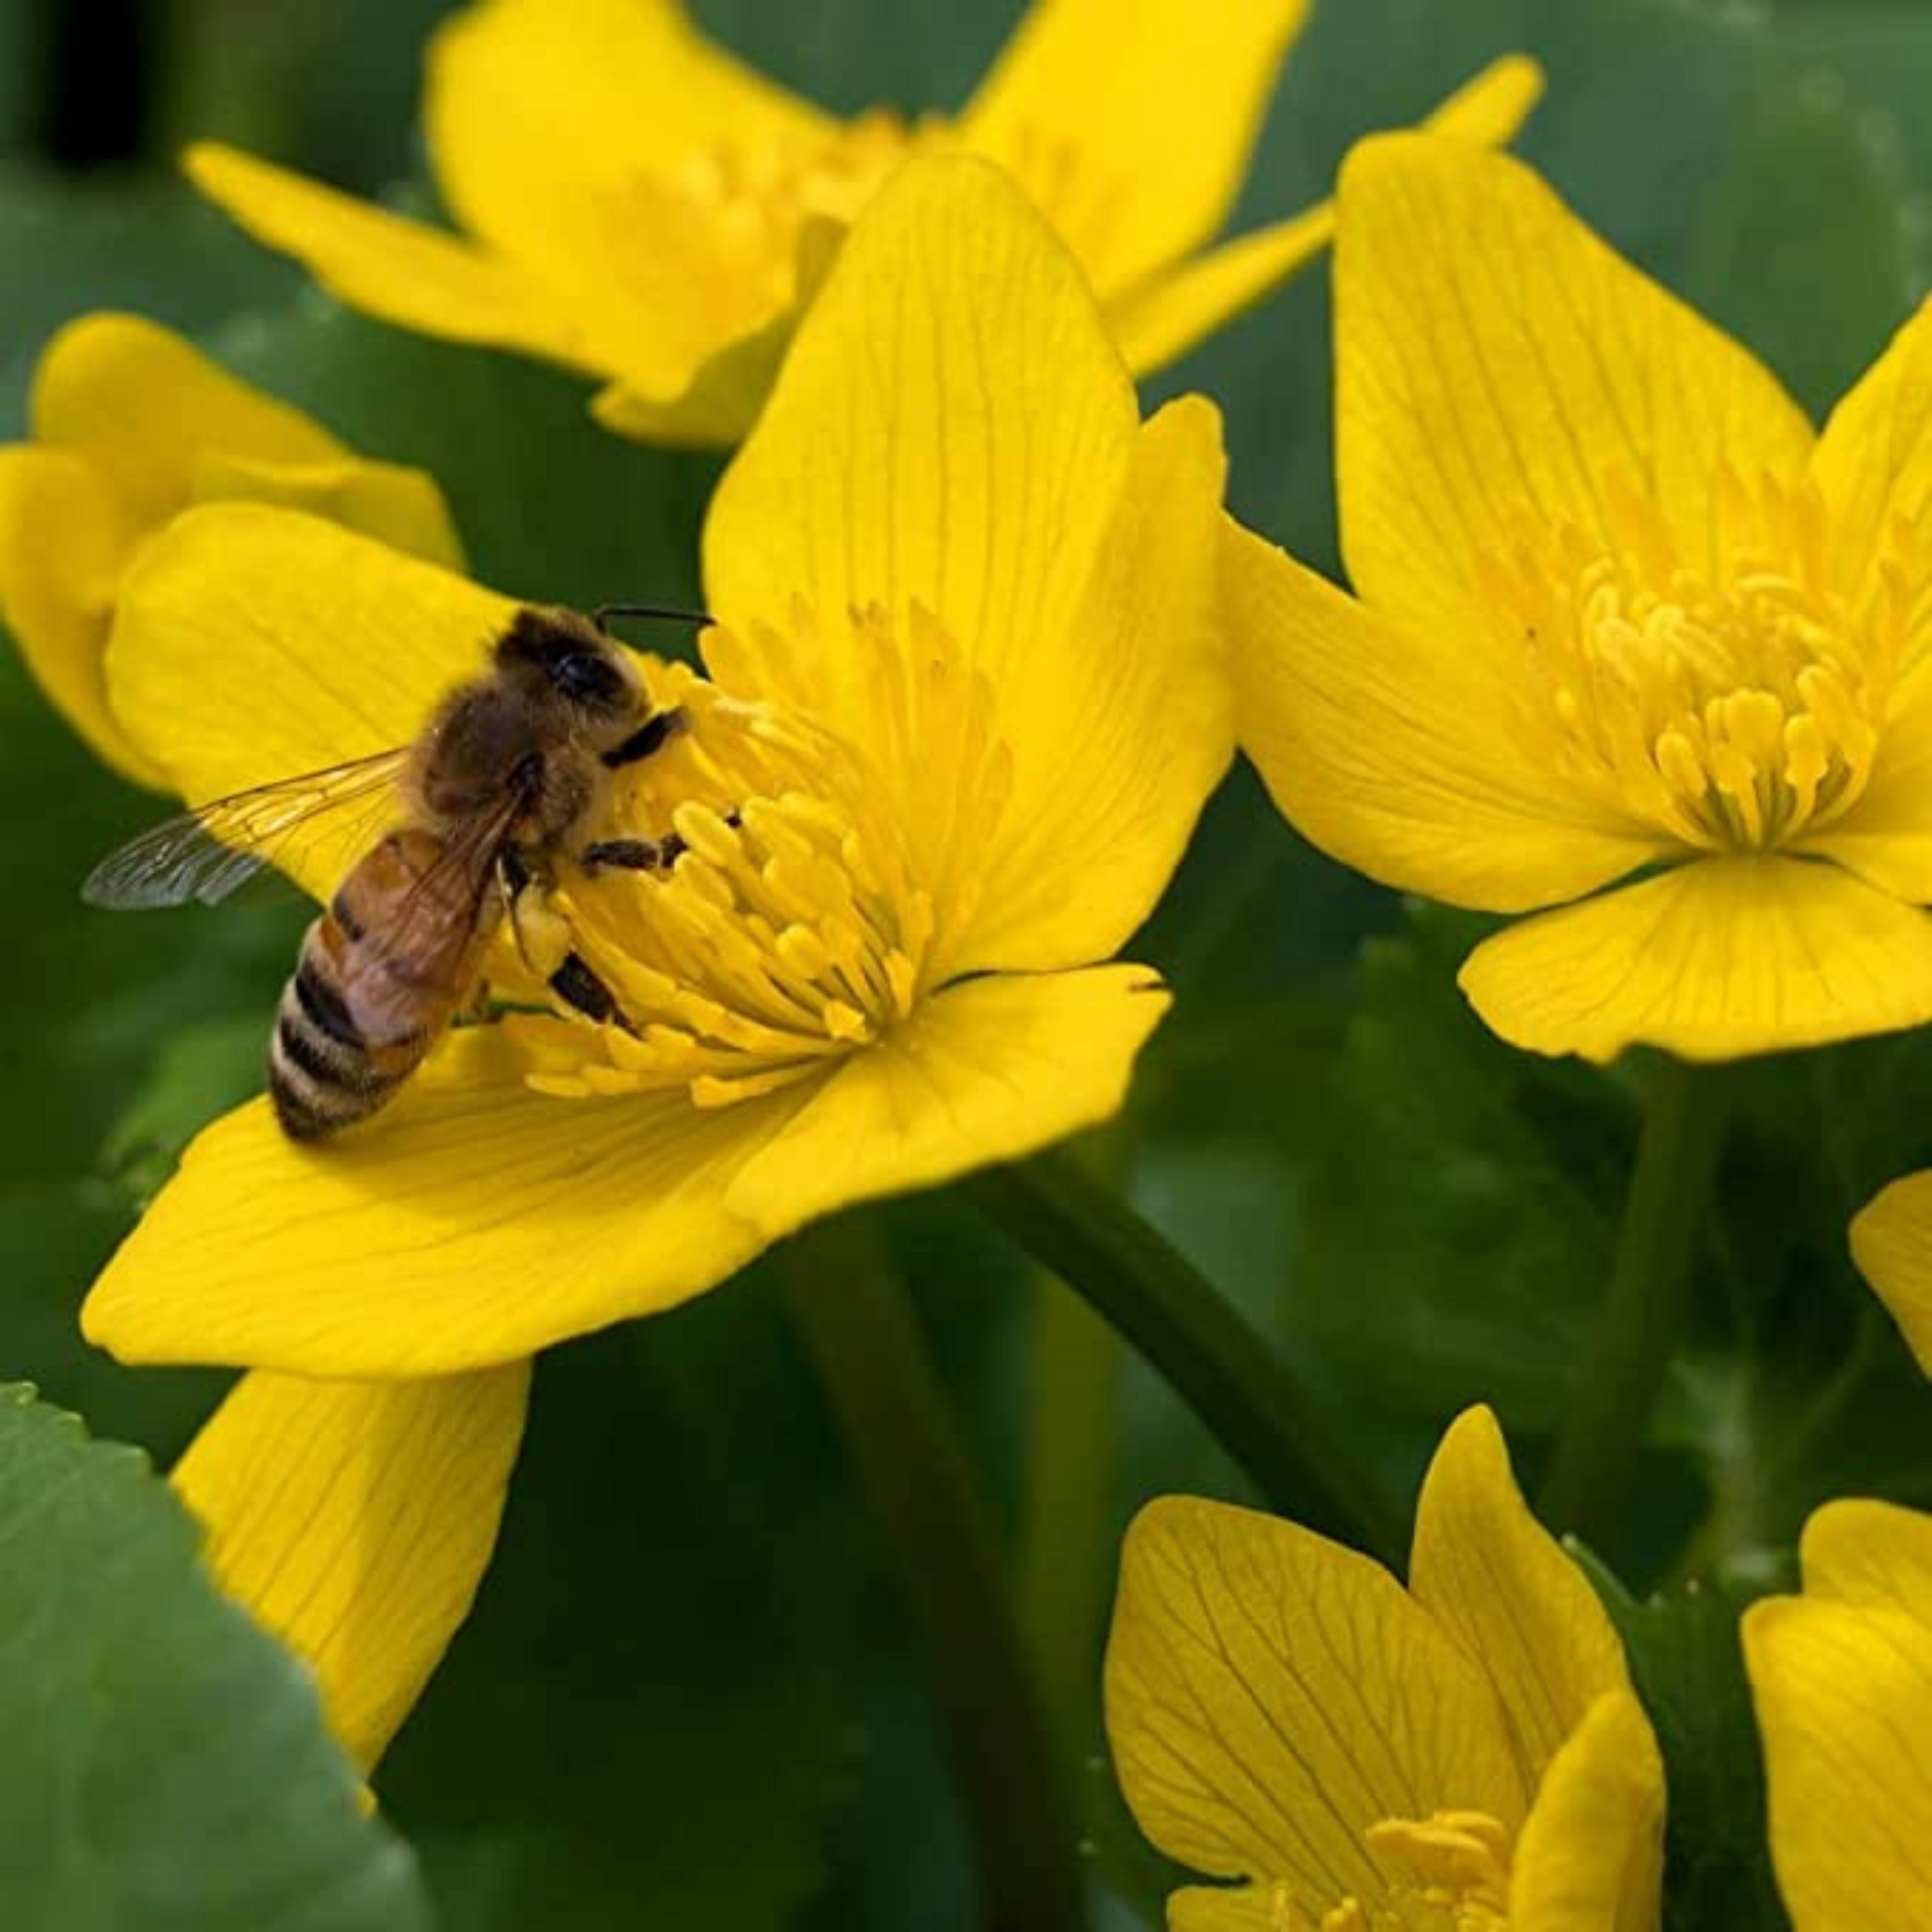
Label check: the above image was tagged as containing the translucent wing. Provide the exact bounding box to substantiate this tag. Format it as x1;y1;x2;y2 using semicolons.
82;750;415;909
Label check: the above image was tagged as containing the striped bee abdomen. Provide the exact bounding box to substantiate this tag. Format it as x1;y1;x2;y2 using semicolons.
269;828;495;1141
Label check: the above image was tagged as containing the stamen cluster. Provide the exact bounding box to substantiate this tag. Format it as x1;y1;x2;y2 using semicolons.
524;607;1012;1108
1485;471;1918;854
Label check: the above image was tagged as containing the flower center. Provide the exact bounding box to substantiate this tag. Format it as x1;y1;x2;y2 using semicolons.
1320;1809;1513;1932
515;605;1013;1109
606;112;922;339
1484;470;1913;854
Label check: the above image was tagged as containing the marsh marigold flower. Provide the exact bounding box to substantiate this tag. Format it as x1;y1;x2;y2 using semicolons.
74;156;1231;1755
1106;1406;1665;1930
184;0;1540;445
1742;1498;1932;1927
1230;133;1932;1063
0;314;461;785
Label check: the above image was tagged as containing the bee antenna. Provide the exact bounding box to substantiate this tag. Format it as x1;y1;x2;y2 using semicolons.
592;602;714;634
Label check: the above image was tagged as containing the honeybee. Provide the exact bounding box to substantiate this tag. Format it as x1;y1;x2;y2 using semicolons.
85;604;701;1141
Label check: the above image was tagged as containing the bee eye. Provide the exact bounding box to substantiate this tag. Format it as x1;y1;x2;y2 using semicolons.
549;649;625;708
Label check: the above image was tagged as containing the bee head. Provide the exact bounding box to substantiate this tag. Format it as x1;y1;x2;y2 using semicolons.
493;607;646;737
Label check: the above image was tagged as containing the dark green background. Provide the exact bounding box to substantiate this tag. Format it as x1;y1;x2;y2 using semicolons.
2;2;1930;1926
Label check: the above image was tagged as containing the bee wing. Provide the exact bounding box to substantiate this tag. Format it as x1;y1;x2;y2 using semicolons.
82;750;416;909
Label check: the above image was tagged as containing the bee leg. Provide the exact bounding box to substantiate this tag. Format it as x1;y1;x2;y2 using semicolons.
497;851;636;1033
601;706;687;770
581;835;685;874
548;952;624;1027
582;811;741;876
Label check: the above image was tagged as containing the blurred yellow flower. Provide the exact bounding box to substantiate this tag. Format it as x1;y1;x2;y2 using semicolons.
1105;1406;1665;1930
80;157;1232;1393
1742;1498;1932;1928
0;314;460;786
185;0;1540;445
1230;133;1932;1063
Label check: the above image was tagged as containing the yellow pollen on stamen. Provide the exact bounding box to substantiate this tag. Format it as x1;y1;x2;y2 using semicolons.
517;607;1013;1111
1481;468;1908;856
1315;1809;1515;1932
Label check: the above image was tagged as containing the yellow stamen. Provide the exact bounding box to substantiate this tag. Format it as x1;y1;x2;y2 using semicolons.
1483;468;1910;856
1315;1808;1515;1932
600;112;923;340
519;607;1013;1111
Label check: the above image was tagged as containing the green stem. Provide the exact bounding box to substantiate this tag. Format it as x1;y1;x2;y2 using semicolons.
781;1216;1089;1932
1539;1055;1731;1540
970;1151;1408;1567
1018;1281;1121;1741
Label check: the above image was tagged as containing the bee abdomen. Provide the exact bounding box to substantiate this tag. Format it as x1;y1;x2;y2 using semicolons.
268;917;430;1141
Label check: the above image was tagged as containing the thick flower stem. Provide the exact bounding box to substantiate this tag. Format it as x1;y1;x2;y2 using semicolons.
1019;1284;1121;1740
1539;1055;1731;1541
781;1216;1089;1932
970;1151;1408;1567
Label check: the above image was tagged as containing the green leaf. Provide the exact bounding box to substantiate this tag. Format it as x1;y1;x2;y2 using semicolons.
0;1385;429;1932
1281;903;1635;1433
1574;1545;1789;1930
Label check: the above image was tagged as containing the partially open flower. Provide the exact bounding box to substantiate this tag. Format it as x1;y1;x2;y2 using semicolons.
185;0;1541;444
1230;133;1932;1063
1742;1497;1932;1928
1106;1407;1665;1929
80;156;1232;1388
0;314;460;785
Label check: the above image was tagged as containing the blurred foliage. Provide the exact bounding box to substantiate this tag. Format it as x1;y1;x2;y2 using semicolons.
0;0;1929;1925
0;1386;428;1932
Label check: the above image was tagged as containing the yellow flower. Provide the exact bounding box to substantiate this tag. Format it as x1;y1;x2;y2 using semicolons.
0;313;461;787
1741;1498;1932;1928
80;155;1232;1394
183;0;1541;446
1105;1406;1665;1930
1229;132;1932;1064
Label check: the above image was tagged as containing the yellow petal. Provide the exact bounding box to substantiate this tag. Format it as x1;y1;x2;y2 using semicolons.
588;303;799;450
33;312;338;532
188;450;463;571
1104;1495;1526;1918
1409;1408;1633;1790
0;445;160;784
426;0;827;277
705;153;1134;691
726;965;1170;1235
1458;856;1932;1062
1743;1593;1932;1928
1509;1690;1665;1932
1797;1497;1932;1618
1334;135;1814;642
83;1026;796;1377
185;143;599;373
1169;1888;1293;1930
1794;670;1932;902
1848;1175;1932;1375
953;398;1232;974
107;504;512;885
173;1363;529;1771
1106;54;1545;377
1808;293;1932;608
1225;519;1665;910
1105;206;1332;379
960;0;1310;298
707;157;1221;962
